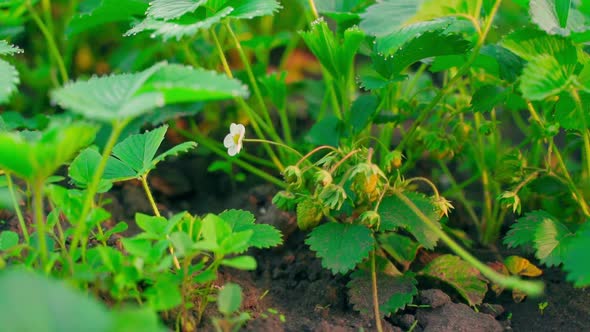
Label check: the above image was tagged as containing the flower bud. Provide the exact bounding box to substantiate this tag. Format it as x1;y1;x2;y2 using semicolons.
358;210;381;229
350;163;385;203
314;169;333;186
283;165;303;189
318;184;347;210
498;191;521;214
272;190;298;211
383;150;403;172
432;196;454;218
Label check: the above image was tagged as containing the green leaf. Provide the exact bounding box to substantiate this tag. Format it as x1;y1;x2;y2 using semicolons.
0;121;98;180
378;233;420;267
220;230;253;254
348;271;417;317
0;40;23;55
479;44;524;82
300;18;364;81
350;95;379;133
126;8;233;41
219;209;283;249
392;30;471;74
103;125;197;181
217;283;242;315
228;0;281;19
530;0;586;36
52;63;246;122
135;213;168;238
0;231;18;250
306;222;375;274
110;125;166;177
413;0;484;21
305;116;341;147
563;222;590;287
378;192;441;249
420;254;488;306
501;28;580;69
553;91;590;131
69;148;112;192
221;256;257;270
102;222;128;241
470;85;508;113
359;0;421;37
533;216;573;267
144;277;182;311
0;59;19;104
504;210;552;249
200;214;232;249
146;0;207;20
0;269;115;332
137;64;249;102
112;307;166;332
126;0;280;41
375;17;468;55
51;63;166;122
67;0;148;36
520;55;570;100
168;232;193;257
504;210;573;267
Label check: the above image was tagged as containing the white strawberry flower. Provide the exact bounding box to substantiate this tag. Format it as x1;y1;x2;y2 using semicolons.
223;123;246;156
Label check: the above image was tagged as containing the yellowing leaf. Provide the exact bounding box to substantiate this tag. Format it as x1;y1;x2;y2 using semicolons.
504;256;543;277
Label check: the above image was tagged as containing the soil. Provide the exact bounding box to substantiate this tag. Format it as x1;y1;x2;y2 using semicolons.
3;154;590;332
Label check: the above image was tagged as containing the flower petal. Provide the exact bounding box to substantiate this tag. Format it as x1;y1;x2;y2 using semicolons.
223;133;234;148
235;124;246;136
230;123;239;134
228;145;237;156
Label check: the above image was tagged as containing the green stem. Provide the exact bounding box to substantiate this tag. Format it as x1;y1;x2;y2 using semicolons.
394;191;544;296
26;1;68;84
307;0;319;18
396;0;503;152
277;105;293;146
550;140;590;216
69;120;128;262
6;173;29;243
140;175;181;270
295;145;339;167
371;250;384;332
527;102;590;216
570;89;590;181
243;138;303;158
194;133;286;188
33;178;47;269
224;22;276;135
437;161;481;228
211;29;284;170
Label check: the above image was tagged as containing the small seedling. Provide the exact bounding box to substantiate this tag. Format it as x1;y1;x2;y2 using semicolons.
538;301;549;315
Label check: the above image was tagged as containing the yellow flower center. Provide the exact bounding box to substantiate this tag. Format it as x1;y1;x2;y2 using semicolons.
233;134;241;145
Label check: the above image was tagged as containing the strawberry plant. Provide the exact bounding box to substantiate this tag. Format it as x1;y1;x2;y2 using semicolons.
2;0;590;330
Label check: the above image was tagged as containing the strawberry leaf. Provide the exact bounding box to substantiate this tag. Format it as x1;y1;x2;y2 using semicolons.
563;222;590;287
378;192;441;249
219;209;283;250
306;222;374;274
348;270;417;317
420;254;488;306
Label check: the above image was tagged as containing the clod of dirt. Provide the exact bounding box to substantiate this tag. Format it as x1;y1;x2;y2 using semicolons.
397;314;416;330
480;303;505;318
419;289;451;308
416;302;503;332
